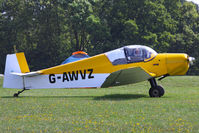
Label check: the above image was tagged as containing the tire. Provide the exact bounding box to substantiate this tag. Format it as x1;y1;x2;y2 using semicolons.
13;93;18;97
158;85;165;97
149;85;165;97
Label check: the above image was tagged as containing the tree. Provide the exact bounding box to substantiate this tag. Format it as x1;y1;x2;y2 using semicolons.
65;0;93;51
0;0;199;75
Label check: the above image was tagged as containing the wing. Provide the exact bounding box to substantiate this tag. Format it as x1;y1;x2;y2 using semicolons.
101;67;155;88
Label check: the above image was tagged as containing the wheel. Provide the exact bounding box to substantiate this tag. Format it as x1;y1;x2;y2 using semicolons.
158;85;165;96
13;93;18;97
149;85;165;97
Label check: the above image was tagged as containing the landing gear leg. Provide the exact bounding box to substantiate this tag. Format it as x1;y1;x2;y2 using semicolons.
13;88;28;97
148;78;164;97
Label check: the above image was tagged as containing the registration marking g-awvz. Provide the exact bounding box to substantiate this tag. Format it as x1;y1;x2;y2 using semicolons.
49;69;94;83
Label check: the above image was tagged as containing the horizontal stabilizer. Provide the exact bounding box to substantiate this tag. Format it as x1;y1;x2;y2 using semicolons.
101;67;155;87
11;71;41;77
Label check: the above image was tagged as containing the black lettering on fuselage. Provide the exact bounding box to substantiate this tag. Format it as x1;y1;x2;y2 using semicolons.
80;69;86;79
63;72;69;82
49;69;94;83
68;71;78;81
88;69;94;79
49;74;56;83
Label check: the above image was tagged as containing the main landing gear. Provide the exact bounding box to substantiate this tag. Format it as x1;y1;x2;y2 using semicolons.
148;78;165;97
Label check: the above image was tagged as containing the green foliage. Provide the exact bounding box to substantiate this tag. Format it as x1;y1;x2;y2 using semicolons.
0;0;199;74
122;20;138;45
142;32;158;47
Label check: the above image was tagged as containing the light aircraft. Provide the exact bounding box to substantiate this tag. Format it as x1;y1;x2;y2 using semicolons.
3;45;195;97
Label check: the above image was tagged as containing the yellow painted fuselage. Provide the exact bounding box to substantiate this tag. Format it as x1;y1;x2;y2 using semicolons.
40;53;189;77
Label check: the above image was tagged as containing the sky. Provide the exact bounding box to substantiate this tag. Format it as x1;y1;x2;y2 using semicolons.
186;0;199;5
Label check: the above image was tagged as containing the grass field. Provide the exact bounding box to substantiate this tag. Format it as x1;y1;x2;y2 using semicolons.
0;76;199;133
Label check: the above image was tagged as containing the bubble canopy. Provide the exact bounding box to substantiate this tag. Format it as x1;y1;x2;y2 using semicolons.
105;45;157;65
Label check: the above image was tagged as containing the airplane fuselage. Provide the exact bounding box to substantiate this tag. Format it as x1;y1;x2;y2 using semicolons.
24;53;189;89
3;45;193;97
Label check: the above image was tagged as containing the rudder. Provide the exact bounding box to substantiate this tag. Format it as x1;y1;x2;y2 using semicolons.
3;52;30;89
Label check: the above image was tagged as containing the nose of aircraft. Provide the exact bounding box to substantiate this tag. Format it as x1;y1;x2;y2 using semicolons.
166;54;194;76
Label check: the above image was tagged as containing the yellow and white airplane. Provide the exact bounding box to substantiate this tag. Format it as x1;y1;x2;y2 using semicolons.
3;45;195;97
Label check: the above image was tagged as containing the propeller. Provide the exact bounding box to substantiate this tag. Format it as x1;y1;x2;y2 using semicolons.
188;57;195;66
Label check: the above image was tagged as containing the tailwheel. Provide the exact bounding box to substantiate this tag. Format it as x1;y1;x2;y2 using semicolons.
13;93;19;97
13;88;28;97
149;85;164;97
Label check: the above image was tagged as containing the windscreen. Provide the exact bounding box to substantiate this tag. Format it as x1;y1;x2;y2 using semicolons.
124;45;157;63
105;45;157;65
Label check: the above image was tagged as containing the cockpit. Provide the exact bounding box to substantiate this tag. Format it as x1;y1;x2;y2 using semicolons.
105;45;157;65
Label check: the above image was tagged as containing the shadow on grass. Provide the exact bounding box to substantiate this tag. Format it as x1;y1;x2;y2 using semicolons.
1;94;147;100
94;94;147;101
0;95;95;99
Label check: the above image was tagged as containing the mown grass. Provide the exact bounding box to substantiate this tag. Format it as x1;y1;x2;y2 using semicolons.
0;76;199;133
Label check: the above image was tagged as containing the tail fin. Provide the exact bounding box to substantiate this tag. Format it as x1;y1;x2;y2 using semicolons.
3;52;30;89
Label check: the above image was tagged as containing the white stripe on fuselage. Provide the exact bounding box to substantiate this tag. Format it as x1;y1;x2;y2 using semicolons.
24;73;110;89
